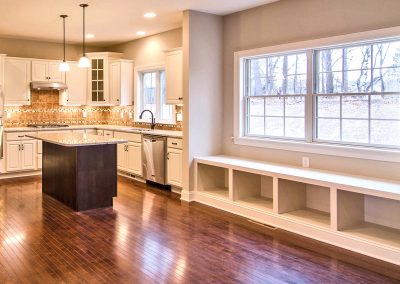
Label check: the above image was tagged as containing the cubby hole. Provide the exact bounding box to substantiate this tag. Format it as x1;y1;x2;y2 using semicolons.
278;179;330;228
197;164;229;199
337;190;400;249
232;170;273;211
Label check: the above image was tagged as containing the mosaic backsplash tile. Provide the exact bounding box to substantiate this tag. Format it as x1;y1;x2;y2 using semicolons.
4;90;182;131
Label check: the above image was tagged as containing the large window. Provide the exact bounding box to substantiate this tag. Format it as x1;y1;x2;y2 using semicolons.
240;37;400;149
245;52;307;139
315;41;400;146
137;68;174;123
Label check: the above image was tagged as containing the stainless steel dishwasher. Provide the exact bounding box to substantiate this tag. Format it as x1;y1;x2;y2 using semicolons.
142;135;167;185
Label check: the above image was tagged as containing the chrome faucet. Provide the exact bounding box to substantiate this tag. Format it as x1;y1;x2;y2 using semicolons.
139;109;156;130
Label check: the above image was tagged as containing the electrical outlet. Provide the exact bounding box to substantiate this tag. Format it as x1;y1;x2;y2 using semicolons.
120;112;124;119
128;112;133;119
302;157;310;168
82;110;87;118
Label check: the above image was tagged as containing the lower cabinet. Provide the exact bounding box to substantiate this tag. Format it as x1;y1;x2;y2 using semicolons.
114;131;143;176
6;140;36;172
167;138;183;187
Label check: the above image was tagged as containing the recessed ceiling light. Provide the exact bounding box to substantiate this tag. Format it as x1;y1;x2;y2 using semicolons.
136;31;146;36
144;12;157;18
86;33;95;39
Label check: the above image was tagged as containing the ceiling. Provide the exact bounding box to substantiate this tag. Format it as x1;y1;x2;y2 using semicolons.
0;0;279;46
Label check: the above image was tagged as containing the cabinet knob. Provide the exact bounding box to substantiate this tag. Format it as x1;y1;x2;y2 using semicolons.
117;99;119;101
178;97;183;100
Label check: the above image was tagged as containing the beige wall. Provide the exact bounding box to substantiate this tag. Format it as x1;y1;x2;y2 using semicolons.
181;11;224;197
108;28;182;66
0;37;104;60
223;0;400;180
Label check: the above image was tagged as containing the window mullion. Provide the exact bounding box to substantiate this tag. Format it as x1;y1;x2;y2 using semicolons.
305;49;314;142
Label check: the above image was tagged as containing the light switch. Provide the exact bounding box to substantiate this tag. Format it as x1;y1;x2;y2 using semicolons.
176;113;183;122
82;110;88;118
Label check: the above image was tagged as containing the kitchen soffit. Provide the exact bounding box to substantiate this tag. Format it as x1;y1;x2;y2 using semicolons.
0;0;279;46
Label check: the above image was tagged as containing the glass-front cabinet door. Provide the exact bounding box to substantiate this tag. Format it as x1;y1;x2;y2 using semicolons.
91;58;105;102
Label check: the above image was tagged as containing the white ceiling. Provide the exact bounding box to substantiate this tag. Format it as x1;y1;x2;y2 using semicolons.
0;0;279;46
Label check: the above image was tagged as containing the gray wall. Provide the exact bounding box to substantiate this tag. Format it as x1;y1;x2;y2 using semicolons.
223;0;400;180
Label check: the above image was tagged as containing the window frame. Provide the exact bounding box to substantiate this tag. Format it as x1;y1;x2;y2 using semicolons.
233;26;400;162
134;64;175;124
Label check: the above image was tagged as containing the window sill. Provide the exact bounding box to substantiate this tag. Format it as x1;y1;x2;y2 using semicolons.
134;119;176;126
233;136;400;163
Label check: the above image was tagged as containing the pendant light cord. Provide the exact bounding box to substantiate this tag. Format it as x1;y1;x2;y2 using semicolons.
80;4;89;56
60;15;68;62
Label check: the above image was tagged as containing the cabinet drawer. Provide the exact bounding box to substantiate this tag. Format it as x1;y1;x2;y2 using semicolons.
114;131;142;143
104;130;114;137
167;138;182;149
6;132;36;141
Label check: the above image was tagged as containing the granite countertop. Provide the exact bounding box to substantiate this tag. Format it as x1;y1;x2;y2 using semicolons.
27;133;128;147
5;125;183;138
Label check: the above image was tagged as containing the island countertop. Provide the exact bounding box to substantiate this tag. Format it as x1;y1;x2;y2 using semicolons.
27;133;128;147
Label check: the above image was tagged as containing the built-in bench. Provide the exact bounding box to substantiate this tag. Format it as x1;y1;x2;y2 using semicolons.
194;155;400;265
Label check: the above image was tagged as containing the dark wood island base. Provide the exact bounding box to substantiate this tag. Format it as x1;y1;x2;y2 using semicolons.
42;141;117;211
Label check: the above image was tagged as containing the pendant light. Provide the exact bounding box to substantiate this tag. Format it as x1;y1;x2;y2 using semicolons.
78;4;90;68
58;15;70;72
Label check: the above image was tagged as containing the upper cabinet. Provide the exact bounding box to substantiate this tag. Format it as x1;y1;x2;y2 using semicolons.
109;60;133;106
4;57;31;106
165;48;183;104
87;52;124;105
59;62;87;106
31;60;65;82
0;54;5;87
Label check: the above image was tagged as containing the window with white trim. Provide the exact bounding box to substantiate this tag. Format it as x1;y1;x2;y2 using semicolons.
136;68;174;123
240;38;400;149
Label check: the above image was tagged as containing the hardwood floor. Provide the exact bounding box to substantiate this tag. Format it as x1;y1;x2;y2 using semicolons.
0;176;398;283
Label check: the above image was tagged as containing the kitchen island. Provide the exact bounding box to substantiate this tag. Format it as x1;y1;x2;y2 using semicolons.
27;133;127;211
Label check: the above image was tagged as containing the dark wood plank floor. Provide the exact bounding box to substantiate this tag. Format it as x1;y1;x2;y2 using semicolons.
0;176;398;283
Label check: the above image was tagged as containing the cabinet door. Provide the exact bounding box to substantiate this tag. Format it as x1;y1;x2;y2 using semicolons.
61;62;87;105
31;60;48;81
6;141;21;172
4;58;31;105
117;143;127;170
109;62;121;105
89;57;108;104
48;62;64;82
166;50;183;104
167;148;182;187
21;140;35;170
126;142;142;176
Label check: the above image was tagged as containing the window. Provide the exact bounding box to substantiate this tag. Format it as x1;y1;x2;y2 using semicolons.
244;52;307;139
238;36;400;150
136;68;174;123
315;41;400;147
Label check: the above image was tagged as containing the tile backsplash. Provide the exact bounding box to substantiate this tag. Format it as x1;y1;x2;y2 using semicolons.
4;90;182;131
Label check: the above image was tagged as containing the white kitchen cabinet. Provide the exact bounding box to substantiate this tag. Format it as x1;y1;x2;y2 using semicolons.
59;62;87;106
87;52;123;105
167;138;182;187
0;54;5;87
6;140;36;172
31;60;64;82
114;131;142;176
109;60;133;105
126;142;142;176
165;48;183;104
4;57;31;105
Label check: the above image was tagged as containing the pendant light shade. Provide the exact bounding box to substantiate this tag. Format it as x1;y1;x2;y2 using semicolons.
78;4;90;68
58;15;70;72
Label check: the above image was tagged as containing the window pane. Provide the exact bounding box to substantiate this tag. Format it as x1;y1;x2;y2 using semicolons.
285;97;305;117
318;72;342;93
371;95;400;119
248;117;264;135
316;96;340;118
342;119;369;143
372;42;400;68
265;97;283;116
344;45;372;71
371;120;400;146
265;117;284;136
342;95;369;119
372;67;400;92
159;71;173;121
345;70;371;93
248;98;264;116
318;49;343;72
285;118;304;138
316;118;340;141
